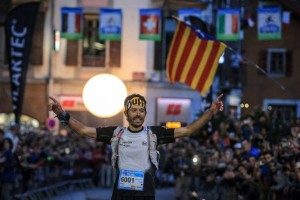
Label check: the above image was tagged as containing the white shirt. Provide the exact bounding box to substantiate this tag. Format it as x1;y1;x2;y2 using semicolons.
118;128;151;171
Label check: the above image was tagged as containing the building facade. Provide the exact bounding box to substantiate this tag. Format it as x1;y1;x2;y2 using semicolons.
0;0;299;128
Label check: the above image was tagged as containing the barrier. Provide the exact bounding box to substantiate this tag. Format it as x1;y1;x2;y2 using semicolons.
15;178;94;200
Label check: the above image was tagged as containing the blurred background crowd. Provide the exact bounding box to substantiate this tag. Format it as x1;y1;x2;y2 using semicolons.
0;106;300;200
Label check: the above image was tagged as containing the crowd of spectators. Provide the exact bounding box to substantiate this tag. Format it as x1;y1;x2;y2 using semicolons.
0;106;299;200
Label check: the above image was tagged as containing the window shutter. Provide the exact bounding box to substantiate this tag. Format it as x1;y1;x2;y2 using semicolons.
30;12;44;65
154;41;163;70
258;50;267;75
66;40;79;66
109;41;121;67
285;50;292;77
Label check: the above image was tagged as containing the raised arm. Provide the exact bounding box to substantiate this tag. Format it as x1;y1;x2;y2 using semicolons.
174;94;223;138
48;96;96;139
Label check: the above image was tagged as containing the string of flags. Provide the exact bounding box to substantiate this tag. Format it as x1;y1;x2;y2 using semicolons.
60;6;287;41
59;6;290;96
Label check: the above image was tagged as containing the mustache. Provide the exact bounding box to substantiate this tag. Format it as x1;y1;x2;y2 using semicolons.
133;116;143;120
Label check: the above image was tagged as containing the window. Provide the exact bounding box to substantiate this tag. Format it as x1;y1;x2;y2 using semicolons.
267;48;286;76
268;104;296;125
264;99;300;125
259;48;292;77
76;13;122;68
82;14;105;67
30;12;44;65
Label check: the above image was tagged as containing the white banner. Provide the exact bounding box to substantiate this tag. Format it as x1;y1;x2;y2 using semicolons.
156;98;191;125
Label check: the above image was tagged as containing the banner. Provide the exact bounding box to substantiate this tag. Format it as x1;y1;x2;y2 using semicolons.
167;18;227;96
156;97;191;125
99;8;122;40
257;7;281;40
5;2;40;124
217;9;240;41
61;7;83;40
139;9;161;41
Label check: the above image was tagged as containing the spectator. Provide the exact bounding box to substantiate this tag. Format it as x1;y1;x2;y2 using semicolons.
0;138;18;200
91;144;103;187
4;125;20;153
173;148;193;200
217;165;238;200
241;139;260;160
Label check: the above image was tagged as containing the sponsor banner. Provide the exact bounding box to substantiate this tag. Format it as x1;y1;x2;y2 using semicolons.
139;9;161;41
5;2;40;124
217;9;240;41
61;7;83;40
156;98;191;125
257;7;281;40
99;8;122;40
59;95;86;111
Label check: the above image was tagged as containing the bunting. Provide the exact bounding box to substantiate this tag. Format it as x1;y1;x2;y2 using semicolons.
139;9;161;41
167;18;227;96
257;7;281;40
61;7;83;40
99;8;122;40
217;9;240;41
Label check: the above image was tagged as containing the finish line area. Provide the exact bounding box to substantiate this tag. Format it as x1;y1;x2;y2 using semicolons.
15;179;176;200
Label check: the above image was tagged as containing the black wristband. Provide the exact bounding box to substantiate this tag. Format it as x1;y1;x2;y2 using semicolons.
56;111;70;124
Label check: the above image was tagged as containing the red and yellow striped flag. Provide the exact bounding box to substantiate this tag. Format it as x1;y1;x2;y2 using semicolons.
167;19;227;96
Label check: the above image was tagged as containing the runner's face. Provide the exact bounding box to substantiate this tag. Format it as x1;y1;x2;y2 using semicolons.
126;105;146;129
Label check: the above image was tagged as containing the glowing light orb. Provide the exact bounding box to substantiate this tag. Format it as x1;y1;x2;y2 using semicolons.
82;74;127;118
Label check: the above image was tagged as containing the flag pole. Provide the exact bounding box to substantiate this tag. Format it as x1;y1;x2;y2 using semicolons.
226;46;296;101
161;0;168;82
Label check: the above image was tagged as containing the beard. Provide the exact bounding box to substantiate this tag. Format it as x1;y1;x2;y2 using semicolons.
127;115;145;128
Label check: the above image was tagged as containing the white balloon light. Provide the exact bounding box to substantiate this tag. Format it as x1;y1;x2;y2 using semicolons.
82;74;127;118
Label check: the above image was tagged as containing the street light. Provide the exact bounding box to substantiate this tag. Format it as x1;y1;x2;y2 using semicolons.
82;74;127;118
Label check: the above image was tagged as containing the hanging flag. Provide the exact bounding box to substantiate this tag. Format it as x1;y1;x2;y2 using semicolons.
257;7;281;40
139;9;161;41
61;7;83;40
4;2;40;125
282;11;290;25
178;8;201;25
99;8;122;40
167;18;227;96
217;9;240;41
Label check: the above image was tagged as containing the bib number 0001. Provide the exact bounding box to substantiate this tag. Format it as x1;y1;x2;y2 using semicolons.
118;170;144;191
120;177;135;183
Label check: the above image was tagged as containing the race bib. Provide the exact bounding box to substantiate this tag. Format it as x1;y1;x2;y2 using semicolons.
117;170;144;191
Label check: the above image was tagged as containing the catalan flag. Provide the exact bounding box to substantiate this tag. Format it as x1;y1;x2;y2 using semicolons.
166;18;227;96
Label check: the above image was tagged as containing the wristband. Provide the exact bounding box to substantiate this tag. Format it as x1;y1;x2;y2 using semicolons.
56;111;70;124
